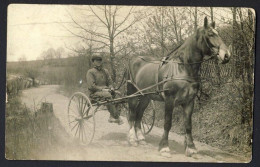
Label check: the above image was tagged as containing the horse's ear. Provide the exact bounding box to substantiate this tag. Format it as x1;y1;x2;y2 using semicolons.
204;17;208;28
229;44;233;54
211;21;216;28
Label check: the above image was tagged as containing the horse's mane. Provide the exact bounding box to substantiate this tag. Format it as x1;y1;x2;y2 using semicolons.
167;30;201;63
165;41;184;58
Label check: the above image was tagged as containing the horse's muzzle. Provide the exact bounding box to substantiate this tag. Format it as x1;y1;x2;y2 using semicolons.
221;53;230;64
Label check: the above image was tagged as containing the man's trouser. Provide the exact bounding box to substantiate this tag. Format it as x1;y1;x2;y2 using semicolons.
90;91;119;119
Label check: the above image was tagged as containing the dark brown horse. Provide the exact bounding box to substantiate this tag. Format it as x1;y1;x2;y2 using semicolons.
127;17;231;157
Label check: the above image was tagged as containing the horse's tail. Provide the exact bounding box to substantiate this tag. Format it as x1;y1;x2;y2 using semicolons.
126;59;139;96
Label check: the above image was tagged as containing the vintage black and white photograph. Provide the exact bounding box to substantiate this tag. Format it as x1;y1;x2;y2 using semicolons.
6;4;255;162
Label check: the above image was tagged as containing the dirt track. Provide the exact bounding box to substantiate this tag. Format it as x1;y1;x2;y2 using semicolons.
21;85;249;162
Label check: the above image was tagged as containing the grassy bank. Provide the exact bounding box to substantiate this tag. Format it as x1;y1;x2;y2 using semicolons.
5;95;71;160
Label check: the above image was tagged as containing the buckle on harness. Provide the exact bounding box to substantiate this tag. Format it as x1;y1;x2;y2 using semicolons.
161;57;168;66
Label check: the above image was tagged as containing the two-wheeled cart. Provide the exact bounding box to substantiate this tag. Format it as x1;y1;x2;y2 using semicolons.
67;89;164;145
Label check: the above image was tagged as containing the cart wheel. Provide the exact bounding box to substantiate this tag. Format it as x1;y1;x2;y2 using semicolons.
67;92;95;145
141;100;156;135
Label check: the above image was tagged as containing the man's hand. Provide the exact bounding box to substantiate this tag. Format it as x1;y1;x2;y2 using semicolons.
110;87;115;92
102;88;110;92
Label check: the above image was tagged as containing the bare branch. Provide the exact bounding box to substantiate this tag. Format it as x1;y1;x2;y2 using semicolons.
66;10;110;40
115;6;133;31
114;17;142;38
111;6;118;37
63;24;109;47
104;6;110;28
89;6;108;27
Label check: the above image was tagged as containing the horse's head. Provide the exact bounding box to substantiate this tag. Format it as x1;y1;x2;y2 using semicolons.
197;17;231;64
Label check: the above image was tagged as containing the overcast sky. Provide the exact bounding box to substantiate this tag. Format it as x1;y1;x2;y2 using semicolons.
7;4;79;62
7;4;245;62
7;4;142;62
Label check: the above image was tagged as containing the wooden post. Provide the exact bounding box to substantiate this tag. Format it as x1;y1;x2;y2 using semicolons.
40;102;53;113
39;102;54;146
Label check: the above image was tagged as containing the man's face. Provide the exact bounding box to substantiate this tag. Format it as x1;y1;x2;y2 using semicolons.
93;58;102;67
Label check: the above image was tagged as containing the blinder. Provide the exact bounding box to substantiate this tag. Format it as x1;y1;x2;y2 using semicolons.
202;32;220;58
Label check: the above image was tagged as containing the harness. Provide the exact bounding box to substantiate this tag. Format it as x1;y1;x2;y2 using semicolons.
123;33;220;99
137;34;219;99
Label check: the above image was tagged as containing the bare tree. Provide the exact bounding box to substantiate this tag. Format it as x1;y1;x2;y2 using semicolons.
18;54;27;62
194;7;198;32
56;47;65;59
65;5;143;82
236;8;255;125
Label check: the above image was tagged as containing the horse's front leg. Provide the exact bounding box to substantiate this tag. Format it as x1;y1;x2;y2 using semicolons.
159;96;174;158
182;100;197;157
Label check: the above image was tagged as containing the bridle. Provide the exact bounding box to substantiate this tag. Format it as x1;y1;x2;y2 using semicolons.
202;33;220;59
116;29;223;93
161;32;222;83
138;33;220;66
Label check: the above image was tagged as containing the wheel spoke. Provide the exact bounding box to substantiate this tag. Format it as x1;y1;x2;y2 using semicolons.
142;117;150;131
74;122;80;137
142;122;146;132
83;105;91;116
80;96;84;116
71;122;79;131
76;96;81;115
69;119;78;124
69;103;80;116
68;93;94;145
143;116;153;125
82;123;87;142
82;101;89;116
79;123;83;142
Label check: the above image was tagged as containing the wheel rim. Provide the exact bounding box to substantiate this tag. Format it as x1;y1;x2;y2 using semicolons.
141;100;155;135
67;92;95;145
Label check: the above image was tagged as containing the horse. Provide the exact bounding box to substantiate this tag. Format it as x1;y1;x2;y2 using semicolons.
126;17;231;157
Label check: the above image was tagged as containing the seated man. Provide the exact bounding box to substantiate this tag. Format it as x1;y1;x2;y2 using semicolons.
86;55;123;125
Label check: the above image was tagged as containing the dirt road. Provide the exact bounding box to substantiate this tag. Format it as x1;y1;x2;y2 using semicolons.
21;85;248;162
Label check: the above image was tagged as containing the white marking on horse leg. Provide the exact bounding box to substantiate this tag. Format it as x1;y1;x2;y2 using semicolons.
159;147;171;158
185;147;198;157
161;92;166;100
136;128;145;141
136;128;146;145
128;127;138;146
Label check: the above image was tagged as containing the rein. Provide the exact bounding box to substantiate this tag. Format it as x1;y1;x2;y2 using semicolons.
125;32;221;97
115;69;127;90
138;32;220;65
138;54;215;65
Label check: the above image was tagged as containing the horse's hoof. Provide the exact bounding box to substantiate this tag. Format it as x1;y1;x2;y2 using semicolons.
128;140;138;147
159;147;171;158
138;140;147;145
185;147;197;157
160;152;172;158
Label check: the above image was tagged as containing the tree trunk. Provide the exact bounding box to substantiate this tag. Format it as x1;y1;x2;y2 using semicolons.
232;7;237;80
210;7;214;23
172;8;179;43
194;7;197;32
161;7;165;57
210;7;221;86
110;38;116;82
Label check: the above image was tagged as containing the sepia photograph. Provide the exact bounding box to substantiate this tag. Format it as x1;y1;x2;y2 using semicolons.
5;4;255;162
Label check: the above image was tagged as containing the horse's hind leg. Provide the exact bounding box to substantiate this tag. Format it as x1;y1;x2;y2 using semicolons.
128;97;139;146
159;96;174;158
127;83;139;146
182;101;197;157
134;97;150;145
